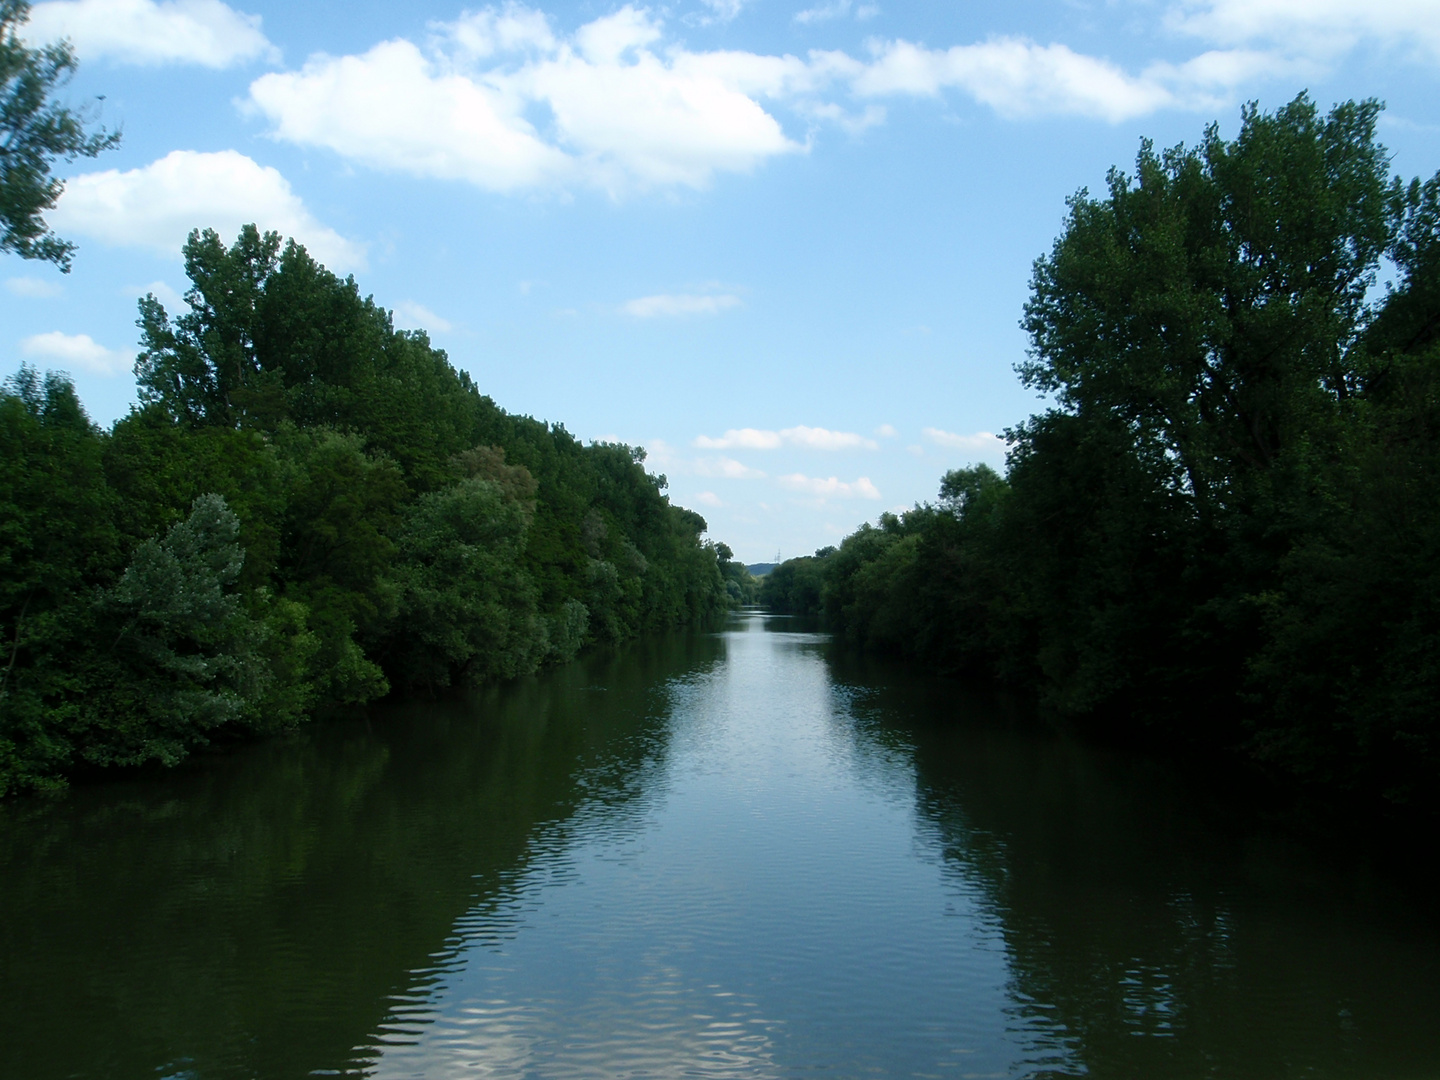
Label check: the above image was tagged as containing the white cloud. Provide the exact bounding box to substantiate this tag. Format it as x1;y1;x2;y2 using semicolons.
5;276;63;298
247;6;806;196
922;427;1005;456
794;0;877;24
236;0;1375;202
25;0;277;67
782;424;878;450
792;99;887;134
698;0;748;23
694;424;877;450
696;490;723;507
439;4;557;59
778;473;882;499
623;292;742;317
695;427;782;450
852;36;1266;121
874;423;897;438
248;39;572;193
393;300;453;332
1170;0;1440;61
695;456;766;479
795;0;851;24
51;150;366;271
21;331;130;375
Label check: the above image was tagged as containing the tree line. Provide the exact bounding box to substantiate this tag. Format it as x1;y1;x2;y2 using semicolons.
1;226;744;796
764;96;1440;816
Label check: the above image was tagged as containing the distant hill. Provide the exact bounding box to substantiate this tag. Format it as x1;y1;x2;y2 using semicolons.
747;563;778;577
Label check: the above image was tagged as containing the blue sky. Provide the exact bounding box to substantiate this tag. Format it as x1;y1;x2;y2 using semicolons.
5;0;1439;561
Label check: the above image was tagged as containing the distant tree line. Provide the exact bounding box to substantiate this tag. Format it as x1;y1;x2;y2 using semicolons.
764;96;1440;815
1;226;741;796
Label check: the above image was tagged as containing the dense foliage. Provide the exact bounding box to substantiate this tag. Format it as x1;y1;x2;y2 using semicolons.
0;0;120;269
764;96;1440;814
0;226;736;795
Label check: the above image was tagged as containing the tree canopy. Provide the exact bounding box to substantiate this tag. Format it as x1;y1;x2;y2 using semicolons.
0;226;735;796
0;0;119;269
765;95;1440;817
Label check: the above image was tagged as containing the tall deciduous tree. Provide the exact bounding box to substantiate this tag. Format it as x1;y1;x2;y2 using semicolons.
1021;96;1392;523
0;0;119;269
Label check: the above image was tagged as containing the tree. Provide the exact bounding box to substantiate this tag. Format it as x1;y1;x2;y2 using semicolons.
1012;94;1413;731
0;0;119;270
1021;96;1392;526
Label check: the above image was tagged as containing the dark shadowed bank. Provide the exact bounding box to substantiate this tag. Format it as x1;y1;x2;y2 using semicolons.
764;96;1440;824
0;226;759;797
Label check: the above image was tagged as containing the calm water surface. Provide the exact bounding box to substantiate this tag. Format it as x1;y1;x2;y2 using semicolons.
2;612;1438;1078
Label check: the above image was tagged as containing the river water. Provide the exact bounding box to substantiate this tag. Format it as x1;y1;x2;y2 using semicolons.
2;612;1438;1079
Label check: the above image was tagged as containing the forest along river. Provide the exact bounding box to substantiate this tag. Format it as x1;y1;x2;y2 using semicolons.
2;612;1439;1080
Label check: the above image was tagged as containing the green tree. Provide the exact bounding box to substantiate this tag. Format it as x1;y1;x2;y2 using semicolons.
389;476;547;690
804;96;1440;812
1021;96;1391;525
0;0;119;269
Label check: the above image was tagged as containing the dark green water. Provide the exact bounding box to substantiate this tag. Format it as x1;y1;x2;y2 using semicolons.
2;612;1438;1079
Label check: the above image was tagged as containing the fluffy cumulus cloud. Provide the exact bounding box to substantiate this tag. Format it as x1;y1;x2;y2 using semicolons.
231;0;1430;200
51;150;366;271
778;473;881;499
25;0;277;67
247;5;808;195
21;331;130;375
245;2;1272;198
623;292;742;317
694;425;877;450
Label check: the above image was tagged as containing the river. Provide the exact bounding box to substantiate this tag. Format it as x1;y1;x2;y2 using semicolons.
1;611;1437;1078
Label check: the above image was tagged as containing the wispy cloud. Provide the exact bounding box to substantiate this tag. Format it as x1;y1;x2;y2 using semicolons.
778;473;882;499
623;293;742;317
794;0;877;25
5;276;63;298
393;300;453;332
795;0;848;24
696;490;723;507
26;0;278;67
21;331;130;376
1169;0;1440;62
922;427;1004;457
695;456;766;479
697;0;749;23
694;425;877;450
849;36;1288;121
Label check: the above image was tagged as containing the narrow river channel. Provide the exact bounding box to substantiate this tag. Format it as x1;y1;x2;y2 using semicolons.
2;612;1438;1079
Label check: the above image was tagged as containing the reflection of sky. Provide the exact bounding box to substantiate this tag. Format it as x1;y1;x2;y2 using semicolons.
359;612;1062;1078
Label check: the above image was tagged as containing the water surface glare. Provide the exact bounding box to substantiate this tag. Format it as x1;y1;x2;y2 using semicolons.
2;612;1438;1079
